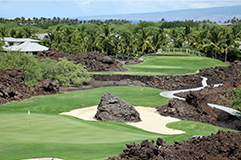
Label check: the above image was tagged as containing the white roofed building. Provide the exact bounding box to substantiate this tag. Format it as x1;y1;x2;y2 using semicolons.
1;37;48;54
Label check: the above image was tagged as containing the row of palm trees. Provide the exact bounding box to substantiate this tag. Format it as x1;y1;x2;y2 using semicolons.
41;24;168;57
168;25;241;62
1;21;240;61
41;24;240;62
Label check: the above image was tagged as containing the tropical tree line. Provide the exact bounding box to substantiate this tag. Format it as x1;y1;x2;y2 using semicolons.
0;17;241;61
0;17;132;29
42;23;241;62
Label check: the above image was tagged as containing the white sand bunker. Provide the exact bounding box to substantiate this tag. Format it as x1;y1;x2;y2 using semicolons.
60;106;185;135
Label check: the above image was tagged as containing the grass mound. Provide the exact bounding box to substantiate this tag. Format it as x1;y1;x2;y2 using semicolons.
92;53;227;75
0;86;169;114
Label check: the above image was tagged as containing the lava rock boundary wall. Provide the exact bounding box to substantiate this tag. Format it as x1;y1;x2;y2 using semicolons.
86;60;241;91
90;74;202;91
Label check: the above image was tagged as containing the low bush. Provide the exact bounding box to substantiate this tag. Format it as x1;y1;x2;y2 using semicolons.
0;51;90;86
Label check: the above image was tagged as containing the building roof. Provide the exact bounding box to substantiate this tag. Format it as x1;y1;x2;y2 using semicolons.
2;38;48;52
3;37;40;43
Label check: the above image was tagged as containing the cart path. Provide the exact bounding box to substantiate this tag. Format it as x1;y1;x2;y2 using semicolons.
159;76;241;118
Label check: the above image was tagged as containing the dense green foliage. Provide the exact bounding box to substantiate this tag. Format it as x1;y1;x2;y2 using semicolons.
229;87;241;112
0;86;238;159
0;17;240;61
0;51;42;86
41;57;90;86
0;51;90;86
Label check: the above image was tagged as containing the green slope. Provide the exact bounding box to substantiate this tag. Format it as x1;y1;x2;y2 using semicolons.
91;53;227;75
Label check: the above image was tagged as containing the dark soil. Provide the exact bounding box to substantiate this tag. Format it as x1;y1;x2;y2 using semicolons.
107;130;241;160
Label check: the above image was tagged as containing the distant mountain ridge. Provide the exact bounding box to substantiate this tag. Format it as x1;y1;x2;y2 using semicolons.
77;5;241;22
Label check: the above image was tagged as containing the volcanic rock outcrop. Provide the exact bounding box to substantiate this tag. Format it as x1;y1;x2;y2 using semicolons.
0;68;59;105
28;79;59;96
37;48;128;72
157;92;241;130
197;61;241;85
94;92;141;123
175;80;241;109
107;130;241;160
0;68;30;104
91;74;202;91
124;57;144;65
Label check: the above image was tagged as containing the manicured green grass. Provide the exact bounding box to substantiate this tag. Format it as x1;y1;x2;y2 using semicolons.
0;113;238;160
91;53;227;75
0;86;169;114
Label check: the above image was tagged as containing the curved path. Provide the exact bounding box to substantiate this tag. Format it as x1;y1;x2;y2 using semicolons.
160;76;241;118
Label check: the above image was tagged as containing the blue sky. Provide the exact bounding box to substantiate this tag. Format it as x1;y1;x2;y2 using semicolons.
1;0;241;19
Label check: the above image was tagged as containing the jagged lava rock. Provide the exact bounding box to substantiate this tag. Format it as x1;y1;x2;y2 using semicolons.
37;48;128;72
95;92;141;123
175;80;241;108
157;91;218;124
157;92;241;130
0;68;60;104
0;68;30;104
107;130;241;160
28;79;59;96
197;61;241;85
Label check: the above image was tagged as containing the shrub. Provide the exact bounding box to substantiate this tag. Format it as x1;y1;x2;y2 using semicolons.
0;51;90;86
51;57;90;86
0;51;42;86
229;87;241;112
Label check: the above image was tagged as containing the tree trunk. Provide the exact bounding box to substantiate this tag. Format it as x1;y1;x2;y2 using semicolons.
214;51;217;59
225;53;227;63
106;43;108;56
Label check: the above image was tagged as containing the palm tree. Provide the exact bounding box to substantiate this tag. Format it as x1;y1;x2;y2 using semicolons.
136;28;153;55
110;35;121;57
121;32;137;58
231;25;241;40
87;31;101;52
75;28;88;52
223;29;239;62
182;24;193;48
98;24;115;55
203;28;225;59
169;29;183;48
152;29;167;52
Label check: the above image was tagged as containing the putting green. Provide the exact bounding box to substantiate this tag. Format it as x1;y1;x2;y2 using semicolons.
0;86;170;114
0;113;162;144
0;112;238;160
